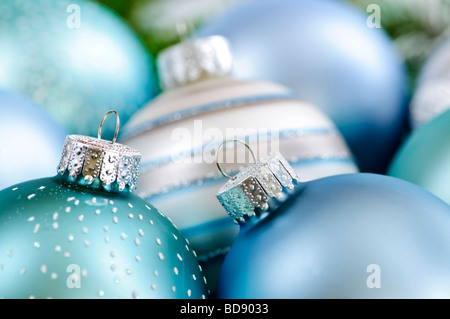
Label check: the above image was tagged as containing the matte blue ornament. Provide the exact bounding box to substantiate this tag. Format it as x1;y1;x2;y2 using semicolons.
0;112;208;299
389;109;450;205
215;156;450;298
0;0;158;136
0;89;65;190
197;0;409;173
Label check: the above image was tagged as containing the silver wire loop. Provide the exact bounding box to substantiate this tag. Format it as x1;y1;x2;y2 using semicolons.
98;110;120;144
216;139;257;181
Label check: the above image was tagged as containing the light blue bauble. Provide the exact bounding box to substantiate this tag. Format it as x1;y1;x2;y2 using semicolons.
197;0;408;173
216;173;450;299
389;109;450;205
0;0;158;136
0;89;65;190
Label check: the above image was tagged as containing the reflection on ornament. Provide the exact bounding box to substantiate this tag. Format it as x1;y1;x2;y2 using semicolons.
0;111;207;299
0;89;65;190
389;109;450;205
0;0;157;136
197;0;408;173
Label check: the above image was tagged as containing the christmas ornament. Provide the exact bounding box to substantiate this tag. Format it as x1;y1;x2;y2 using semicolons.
0;111;207;299
214;141;450;298
389;109;450;205
410;35;450;128
197;0;409;173
0;0;157;136
0;89;65;190
120;35;357;277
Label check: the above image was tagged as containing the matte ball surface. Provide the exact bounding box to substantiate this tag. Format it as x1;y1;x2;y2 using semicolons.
0;89;65;190
0;176;207;299
0;0;157;136
216;173;450;298
389;109;450;205
197;0;408;173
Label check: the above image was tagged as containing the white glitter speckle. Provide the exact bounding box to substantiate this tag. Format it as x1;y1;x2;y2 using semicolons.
126;268;132;275
82;227;88;234
78;215;84;222
98;290;104;297
193;274;197;280
135;255;141;262
187;289;192;297
74;199;80;206
27;194;36;200
134;238;140;246
145;205;151;211
53;212;58;220
55;246;61;253
67;197;75;202
68;234;74;242
173;267;179;275
172;234;178;240
138;229;144;237
177;254;183;261
33;242;40;248
12;187;18;191
52;222;58;230
65;207;71;213
128;203;133;209
158;252;164;260
95;209;101;215
138;214;143;220
151;284;157;291
84;240;91;247
112;207;117;213
38;186;46;190
128;213;134;219
120;233;127;240
33;224;40;233
27;216;35;222
172;286;176;292
40;265;47;274
64;252;71;258
50;273;58;280
113;216;119;224
103;226;109;232
154;270;159;277
105;235;110;243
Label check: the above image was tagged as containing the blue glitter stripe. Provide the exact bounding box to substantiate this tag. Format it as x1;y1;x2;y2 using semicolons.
120;92;298;139
139;127;339;172
143;157;356;201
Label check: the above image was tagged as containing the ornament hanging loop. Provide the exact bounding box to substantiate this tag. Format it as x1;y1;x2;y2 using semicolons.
98;110;120;144
216;139;256;181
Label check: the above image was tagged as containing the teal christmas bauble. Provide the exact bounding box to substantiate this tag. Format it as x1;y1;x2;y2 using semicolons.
389;109;450;205
0;89;65;190
215;157;450;298
0;0;158;136
0;133;207;299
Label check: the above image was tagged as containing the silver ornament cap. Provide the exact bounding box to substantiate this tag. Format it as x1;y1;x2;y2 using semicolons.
157;35;233;91
57;111;142;192
216;140;300;223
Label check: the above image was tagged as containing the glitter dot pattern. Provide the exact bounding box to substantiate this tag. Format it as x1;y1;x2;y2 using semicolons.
0;177;207;299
